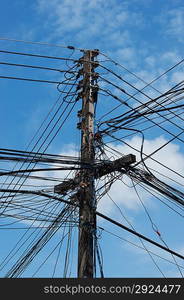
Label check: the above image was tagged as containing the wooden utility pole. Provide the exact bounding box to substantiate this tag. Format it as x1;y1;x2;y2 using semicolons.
53;49;136;278
77;50;98;278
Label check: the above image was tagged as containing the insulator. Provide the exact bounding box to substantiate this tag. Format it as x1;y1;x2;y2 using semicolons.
92;72;99;80
77;110;82;117
92;61;99;69
77;122;82;129
77;91;84;99
76;68;84;79
92;49;100;57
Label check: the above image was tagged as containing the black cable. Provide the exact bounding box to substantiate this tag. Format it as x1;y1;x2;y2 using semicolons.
112;102;184;122
130;180;184;217
0;78;78;214
99;63;184;115
0;166;84;177
98;81;184;142
96;211;184;260
130;178;183;277
0;75;78;85
32;231;69;277
133;130;184;168
0;200;63;271
52;226;67;277
63;224;73;277
98;87;184;133
110;107;184;138
106;190;165;277
129;168;184;208
98;93;184;142
0;63;78;195
104;132;184;182
99;52;184;94
0;49;78;62
100;227;184;270
5;204;76;277
0;36;85;52
0;196;71;273
0;189;74;206
1;202;67;274
18;63;78;151
0;61;77;73
95;240;104;278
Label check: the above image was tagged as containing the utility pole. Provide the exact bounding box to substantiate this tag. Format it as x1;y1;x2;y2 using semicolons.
54;49;136;278
77;50;99;278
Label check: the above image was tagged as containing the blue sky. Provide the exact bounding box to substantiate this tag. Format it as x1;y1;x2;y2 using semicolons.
0;0;184;278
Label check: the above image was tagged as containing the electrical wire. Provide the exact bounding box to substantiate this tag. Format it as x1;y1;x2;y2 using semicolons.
0;36;86;52
0;61;77;73
96;211;184;260
0;49;78;62
0;75;78;85
100;227;184;270
106;191;166;277
130;178;183;277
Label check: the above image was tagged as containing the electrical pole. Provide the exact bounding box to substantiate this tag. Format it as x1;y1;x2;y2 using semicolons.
54;49;136;278
77;50;98;278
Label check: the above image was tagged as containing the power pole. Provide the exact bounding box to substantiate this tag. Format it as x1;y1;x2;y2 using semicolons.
77;50;99;278
54;49;136;278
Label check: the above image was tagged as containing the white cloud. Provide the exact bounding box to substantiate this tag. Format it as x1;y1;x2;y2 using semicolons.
171;71;184;84
96;134;184;223
167;8;184;40
121;236;184;277
145;56;156;67
161;7;184;43
97;175;142;214
36;0;143;51
115;136;184;183
161;51;182;64
34;0;184;97
116;47;136;61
